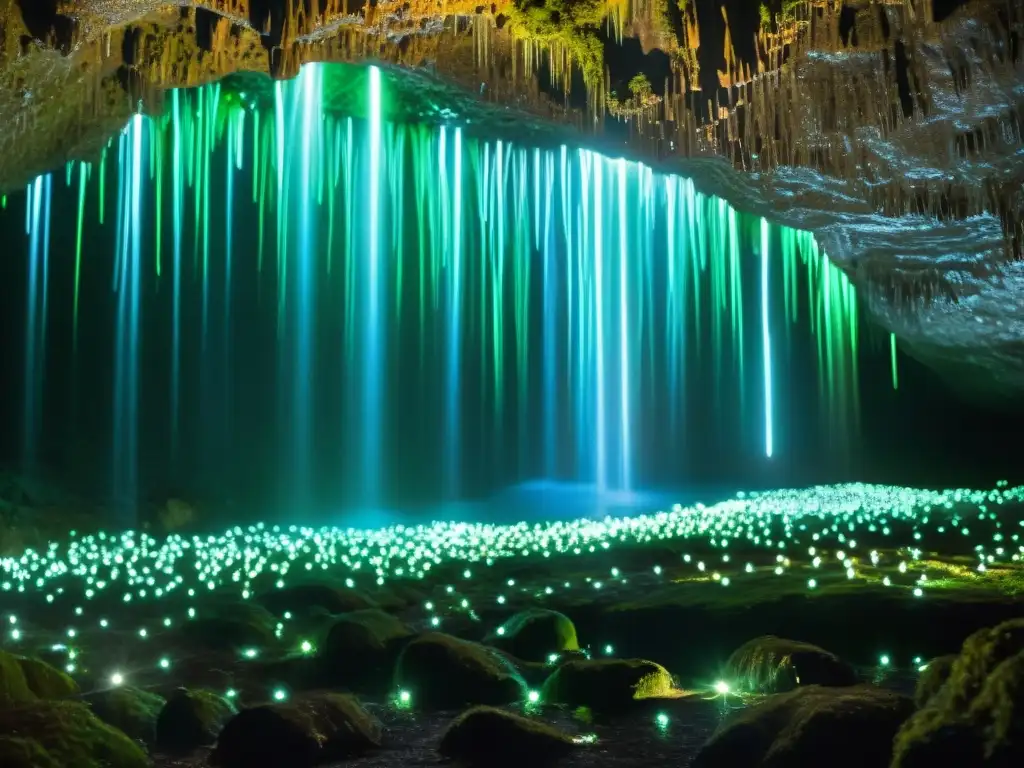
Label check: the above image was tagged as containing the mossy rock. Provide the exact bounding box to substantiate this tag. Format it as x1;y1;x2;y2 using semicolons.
0;700;148;768
177;600;279;652
485;609;579;662
322;609;414;687
211;692;381;768
394;632;526;710
84;685;166;745
0;648;35;706
693;685;913;768
893;620;1024;768
257;581;378;617
18;656;79;699
156;688;236;753
439;705;579;767
915;654;957;708
541;658;679;711
725;636;856;694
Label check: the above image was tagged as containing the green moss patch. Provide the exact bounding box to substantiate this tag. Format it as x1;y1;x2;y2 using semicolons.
0;700;148;768
439;705;579;766
211;692;381;768
485;609;579;662
156;688;236;753
725;636;856;694
541;658;680;711
694;685;913;768
395;632;526;709
17;656;79;699
84;685;166;745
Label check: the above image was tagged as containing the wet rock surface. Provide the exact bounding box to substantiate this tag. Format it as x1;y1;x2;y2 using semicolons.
725;635;857;693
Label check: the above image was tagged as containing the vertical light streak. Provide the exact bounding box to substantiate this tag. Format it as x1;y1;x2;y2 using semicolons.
22;175;49;469
890;333;899;390
170;90;183;460
761;217;773;459
364;65;383;503
593;154;606;492
445;127;463;498
617;158;631;491
73;163;87;352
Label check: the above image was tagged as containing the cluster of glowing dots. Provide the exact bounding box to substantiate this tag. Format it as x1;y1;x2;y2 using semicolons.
0;483;1020;699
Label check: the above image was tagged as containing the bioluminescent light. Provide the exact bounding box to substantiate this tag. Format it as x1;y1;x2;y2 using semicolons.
890;333;899;390
4;63;878;505
761;217;773;459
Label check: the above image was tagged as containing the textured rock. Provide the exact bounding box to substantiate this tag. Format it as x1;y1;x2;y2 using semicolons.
322;608;413;687
725;636;856;694
0;649;35;706
541;658;680;711
211;692;381;768
0;700;148;768
394;632;526;709
156;688;236;753
915;654;958;708
177;600;279;651
693;685;913;768
17;656;78;699
83;685;166;745
257;581;378;616
439;705;579;766
485;608;579;662
892;619;1024;767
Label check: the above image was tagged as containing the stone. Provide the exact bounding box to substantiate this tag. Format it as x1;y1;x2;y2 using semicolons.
84;686;166;745
257;581;378;617
177;600;279;652
17;657;78;699
485;609;579;662
914;654;958;708
438;705;578;766
893;619;1024;768
0;648;35;706
541;658;680;711
724;635;856;694
693;685;913;768
0;700;148;768
155;688;236;753
321;608;413;687
210;692;381;768
394;632;526;710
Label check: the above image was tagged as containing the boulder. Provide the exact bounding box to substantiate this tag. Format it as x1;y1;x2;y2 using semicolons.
541;658;679;711
724;636;856;694
893;619;1024;768
693;685;913;768
17;657;78;699
0;700;148;768
83;686;166;745
485;609;579;662
914;654;958;708
211;692;381;768
257;582;377;617
155;688;236;753
321;609;413;687
394;632;526;710
0;649;35;706
439;705;579;766
177;600;279;652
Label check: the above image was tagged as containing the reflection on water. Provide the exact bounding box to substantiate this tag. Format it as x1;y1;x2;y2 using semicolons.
2;62;878;519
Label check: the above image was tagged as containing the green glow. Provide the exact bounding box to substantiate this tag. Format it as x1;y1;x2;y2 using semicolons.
891;333;899;390
73;162;87;351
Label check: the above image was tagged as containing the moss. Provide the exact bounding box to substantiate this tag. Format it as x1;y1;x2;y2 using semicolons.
693;685;913;768
156;688;236;753
322;608;413;687
257;581;378;617
0;648;35;706
915;654;957;708
18;656;79;699
892;619;1024;768
178;599;279;651
84;685;166;745
394;632;526;710
485;609;579;662
725;636;856;694
438;705;578;766
211;692;381;768
0;700;148;768
502;0;610;86
541;658;679;711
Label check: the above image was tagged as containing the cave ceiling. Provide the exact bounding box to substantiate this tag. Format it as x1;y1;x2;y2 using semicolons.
1;0;1021;404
